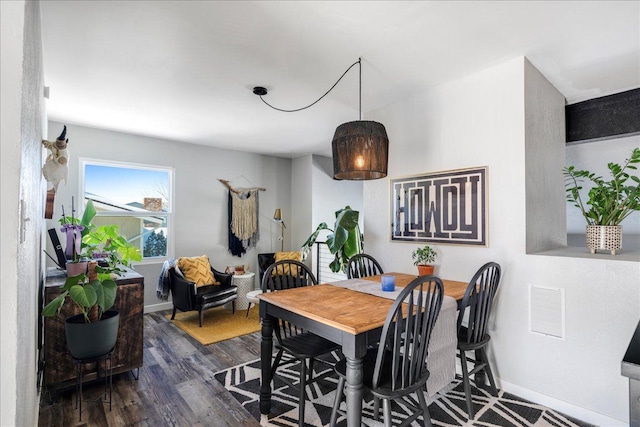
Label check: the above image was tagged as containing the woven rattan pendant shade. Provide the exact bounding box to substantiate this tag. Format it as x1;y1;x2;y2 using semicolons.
332;120;389;180
253;58;389;180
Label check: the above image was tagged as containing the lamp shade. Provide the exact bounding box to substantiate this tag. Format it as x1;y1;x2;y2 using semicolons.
273;208;282;221
332;120;389;180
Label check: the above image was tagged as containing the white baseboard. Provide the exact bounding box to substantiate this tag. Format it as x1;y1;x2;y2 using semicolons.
144;302;172;314
453;359;626;426
498;379;627;427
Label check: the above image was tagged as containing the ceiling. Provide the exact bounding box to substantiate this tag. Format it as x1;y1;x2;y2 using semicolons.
41;1;640;158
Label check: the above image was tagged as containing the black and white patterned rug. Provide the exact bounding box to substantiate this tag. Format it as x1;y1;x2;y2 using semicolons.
214;353;594;427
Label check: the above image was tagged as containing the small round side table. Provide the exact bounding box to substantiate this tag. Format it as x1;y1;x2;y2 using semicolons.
232;272;255;310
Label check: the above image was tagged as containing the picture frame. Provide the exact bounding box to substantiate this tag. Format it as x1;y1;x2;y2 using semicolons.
390;166;488;246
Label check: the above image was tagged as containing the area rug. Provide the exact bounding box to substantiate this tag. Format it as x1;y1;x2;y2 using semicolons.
214;353;594;427
166;307;261;345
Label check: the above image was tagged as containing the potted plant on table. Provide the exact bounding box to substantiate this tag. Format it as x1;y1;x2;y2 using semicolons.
301;206;363;273
59;198;96;276
412;245;438;276
59;199;142;277
563;147;640;255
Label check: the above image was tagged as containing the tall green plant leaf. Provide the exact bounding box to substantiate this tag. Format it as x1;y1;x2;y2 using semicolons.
41;292;68;317
100;279;117;312
301;206;362;273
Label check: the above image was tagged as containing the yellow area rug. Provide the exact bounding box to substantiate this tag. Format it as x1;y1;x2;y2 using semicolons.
166;307;261;345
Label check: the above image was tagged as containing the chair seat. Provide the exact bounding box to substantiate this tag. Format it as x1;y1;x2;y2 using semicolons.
246;289;262;303
278;331;340;359
334;350;428;398
457;326;491;351
196;283;237;308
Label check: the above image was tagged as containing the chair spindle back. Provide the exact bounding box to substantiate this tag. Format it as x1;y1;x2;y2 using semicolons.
373;275;444;391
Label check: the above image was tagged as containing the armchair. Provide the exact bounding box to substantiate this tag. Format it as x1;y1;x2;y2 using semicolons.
168;259;237;327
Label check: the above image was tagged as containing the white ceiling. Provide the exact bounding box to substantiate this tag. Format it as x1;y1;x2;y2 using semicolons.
41;1;640;158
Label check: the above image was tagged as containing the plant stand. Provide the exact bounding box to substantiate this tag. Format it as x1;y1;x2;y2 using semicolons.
73;350;113;421
586;225;622;255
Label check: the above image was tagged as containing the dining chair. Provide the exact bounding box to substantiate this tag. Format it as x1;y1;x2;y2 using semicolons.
330;275;444;427
346;253;384;279
262;259;341;427
456;261;502;420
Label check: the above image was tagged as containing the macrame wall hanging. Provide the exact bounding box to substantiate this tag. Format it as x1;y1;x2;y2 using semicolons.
219;178;266;257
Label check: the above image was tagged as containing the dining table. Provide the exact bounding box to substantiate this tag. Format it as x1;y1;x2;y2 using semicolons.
258;272;468;427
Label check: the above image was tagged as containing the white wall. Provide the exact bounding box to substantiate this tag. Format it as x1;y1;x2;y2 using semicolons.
363;57;639;424
1;3;25;425
291;155;313;250
311;155;363;239
46;121;292;308
1;1;44;426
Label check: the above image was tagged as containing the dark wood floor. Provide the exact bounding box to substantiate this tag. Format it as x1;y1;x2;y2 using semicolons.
38;310;262;427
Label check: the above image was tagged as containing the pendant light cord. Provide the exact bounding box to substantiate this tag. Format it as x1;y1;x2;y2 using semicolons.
256;58;361;113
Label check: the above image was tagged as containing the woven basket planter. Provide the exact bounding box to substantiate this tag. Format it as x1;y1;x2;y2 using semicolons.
586;225;622;255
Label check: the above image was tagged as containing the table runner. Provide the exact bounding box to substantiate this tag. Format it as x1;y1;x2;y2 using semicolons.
329;277;457;397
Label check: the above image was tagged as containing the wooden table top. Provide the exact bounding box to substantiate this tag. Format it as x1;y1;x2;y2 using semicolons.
258;272;468;335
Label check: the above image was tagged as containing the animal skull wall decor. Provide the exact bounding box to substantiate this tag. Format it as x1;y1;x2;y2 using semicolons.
42;125;69;218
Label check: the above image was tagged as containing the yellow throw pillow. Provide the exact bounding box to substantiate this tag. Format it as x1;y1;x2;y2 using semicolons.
272;251;302;276
177;255;218;287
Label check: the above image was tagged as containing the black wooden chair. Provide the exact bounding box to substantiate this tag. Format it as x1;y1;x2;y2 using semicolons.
263;259;341;427
330;275;444;427
346;253;384;279
168;264;237;327
456;261;502;420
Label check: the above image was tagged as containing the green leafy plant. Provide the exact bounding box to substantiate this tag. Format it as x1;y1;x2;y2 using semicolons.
412;245;437;266
83;224;142;275
301;206;363;273
563;148;640;226
59;199;142;274
41;273;117;323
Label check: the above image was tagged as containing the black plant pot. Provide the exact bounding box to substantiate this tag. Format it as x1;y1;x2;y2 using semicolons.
65;310;120;359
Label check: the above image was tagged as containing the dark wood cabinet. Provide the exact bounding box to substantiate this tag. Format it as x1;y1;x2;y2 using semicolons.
43;269;144;392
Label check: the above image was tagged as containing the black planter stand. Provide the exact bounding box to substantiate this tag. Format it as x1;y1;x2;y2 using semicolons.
73;349;113;421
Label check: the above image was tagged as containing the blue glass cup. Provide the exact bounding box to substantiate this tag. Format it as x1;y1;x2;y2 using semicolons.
381;274;395;292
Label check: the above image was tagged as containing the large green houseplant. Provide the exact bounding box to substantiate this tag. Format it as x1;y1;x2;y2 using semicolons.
301;206;363;273
563;147;640;254
42;273;120;359
45;199;142;358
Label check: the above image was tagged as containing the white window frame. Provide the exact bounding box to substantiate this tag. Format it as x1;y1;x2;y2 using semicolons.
79;158;174;265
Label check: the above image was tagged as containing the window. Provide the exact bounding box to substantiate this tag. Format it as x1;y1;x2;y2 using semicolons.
81;159;173;262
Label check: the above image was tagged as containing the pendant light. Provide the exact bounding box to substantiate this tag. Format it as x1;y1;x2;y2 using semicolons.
253;58;388;180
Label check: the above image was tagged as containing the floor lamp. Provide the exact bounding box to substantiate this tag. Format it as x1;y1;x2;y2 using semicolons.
273;208;286;251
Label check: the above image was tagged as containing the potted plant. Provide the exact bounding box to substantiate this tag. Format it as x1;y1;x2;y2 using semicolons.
563;147;640;255
301;206;363;273
412;245;438;276
59;198;96;275
47;198;143;358
59;199;142;276
83;223;142;276
42;273;120;359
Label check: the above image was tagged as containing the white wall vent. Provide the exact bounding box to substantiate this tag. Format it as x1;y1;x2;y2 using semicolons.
529;285;565;340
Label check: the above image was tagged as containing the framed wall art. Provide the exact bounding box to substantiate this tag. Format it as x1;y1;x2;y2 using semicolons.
390;167;488;246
